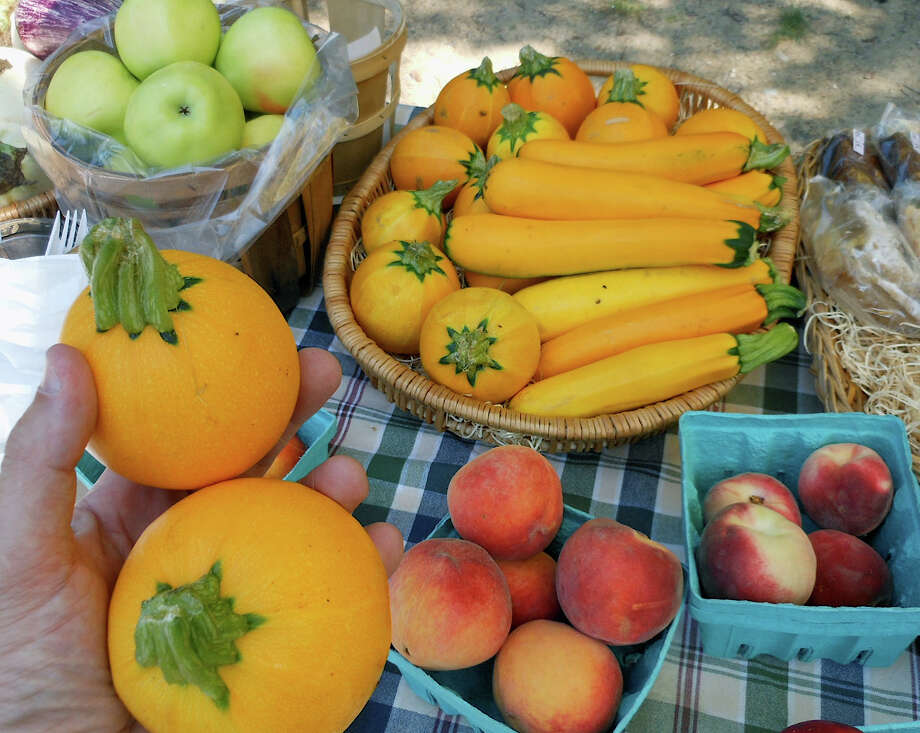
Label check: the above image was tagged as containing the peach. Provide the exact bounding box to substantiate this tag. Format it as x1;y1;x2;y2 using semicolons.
703;472;802;525
798;442;894;536
697;502;816;604
492;619;623;733
807;529;892;607
496;552;561;628
447;445;563;561
388;537;512;670
263;434;306;479
555;518;683;645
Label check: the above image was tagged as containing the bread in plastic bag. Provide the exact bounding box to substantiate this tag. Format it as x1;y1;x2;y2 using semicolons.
800;129;920;338
875;104;920;257
20;0;358;263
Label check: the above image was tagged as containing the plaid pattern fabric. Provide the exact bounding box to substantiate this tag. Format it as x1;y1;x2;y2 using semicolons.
289;284;920;733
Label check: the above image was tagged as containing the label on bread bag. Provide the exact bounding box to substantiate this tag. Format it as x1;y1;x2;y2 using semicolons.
910;131;920;154
852;129;865;156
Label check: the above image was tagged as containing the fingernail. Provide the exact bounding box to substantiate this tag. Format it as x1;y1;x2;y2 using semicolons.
39;357;62;395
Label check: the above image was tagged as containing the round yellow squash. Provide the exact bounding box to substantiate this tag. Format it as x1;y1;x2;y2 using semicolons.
108;477;392;733
60;219;299;489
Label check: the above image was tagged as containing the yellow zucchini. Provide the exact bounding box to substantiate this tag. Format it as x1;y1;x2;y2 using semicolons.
509;324;799;417
512;258;776;341
704;170;785;207
444;214;758;277
536;282;806;379
482;157;767;230
519;133;789;185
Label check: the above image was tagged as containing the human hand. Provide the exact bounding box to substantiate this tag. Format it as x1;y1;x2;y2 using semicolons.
0;343;403;733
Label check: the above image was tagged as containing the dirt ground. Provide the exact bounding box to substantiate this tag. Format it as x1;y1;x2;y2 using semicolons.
311;0;920;152
4;0;918;152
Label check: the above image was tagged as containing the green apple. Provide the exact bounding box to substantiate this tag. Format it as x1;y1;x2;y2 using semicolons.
123;61;245;169
45;51;139;144
214;6;321;114
242;114;285;149
114;0;222;81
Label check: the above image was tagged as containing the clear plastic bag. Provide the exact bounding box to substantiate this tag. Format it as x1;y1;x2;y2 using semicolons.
799;121;920;338
20;0;358;262
875;103;920;257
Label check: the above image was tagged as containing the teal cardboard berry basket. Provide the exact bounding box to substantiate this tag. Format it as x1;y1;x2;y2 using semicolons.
387;504;687;733
75;407;338;489
680;411;920;669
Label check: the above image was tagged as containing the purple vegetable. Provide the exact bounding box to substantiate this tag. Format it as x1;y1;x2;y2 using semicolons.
15;0;122;60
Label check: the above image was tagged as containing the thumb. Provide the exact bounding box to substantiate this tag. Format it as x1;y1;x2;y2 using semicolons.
0;344;97;556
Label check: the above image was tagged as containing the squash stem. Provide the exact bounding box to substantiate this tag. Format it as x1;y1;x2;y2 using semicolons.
468;56;502;90
604;68;645;106
719;221;758;268
80;217;185;340
134;562;265;711
411;179;457;220
756;204;791;232
389;240;447;283
756;283;807;325
516;45;558;79
730;322;799;374
495;104;540;155
743;139;791;172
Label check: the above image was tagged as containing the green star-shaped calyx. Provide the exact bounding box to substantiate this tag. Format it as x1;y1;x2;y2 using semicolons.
387;240;448;283
438;319;503;386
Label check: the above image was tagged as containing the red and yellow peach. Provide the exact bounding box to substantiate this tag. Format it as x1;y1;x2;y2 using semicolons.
496;552;561;629
492;619;623;733
447;445;564;561
555;518;684;645
388;538;512;670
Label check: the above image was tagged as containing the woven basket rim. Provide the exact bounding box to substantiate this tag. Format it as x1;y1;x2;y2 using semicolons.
323;60;801;451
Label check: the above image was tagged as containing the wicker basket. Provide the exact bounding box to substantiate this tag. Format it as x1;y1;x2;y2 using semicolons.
323;61;800;453
794;139;920;475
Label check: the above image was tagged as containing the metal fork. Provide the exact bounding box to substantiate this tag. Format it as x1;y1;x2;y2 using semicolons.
45;210;89;256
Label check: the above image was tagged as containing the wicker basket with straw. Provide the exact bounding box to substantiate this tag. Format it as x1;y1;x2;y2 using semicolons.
795;139;920;475
323;61;800;453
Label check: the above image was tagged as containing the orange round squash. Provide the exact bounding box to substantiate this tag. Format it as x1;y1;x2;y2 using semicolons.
433;56;511;148
486;103;569;160
676;107;769;144
575;101;668;144
419;286;541;403
350;240;461;354
507;45;595;138
59;218;299;490
389;125;481;208
361;179;454;253
596;65;680;129
108;477;391;733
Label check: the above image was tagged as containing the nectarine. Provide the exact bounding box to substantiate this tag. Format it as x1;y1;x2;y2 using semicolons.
447;445;564;560
696;502;816;604
807;529;892;607
703;472;801;525
389;538;512;670
556;518;683;645
798;442;893;536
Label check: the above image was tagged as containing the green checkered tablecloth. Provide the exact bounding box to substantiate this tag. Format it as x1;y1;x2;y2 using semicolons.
288;283;920;733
